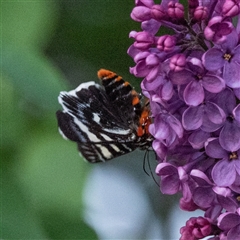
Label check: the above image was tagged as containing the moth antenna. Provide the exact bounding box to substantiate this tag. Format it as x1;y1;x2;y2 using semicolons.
143;147;159;187
143;149;150;176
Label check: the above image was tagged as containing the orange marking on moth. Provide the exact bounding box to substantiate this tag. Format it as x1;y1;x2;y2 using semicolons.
115;76;123;81
137;126;144;137
131;90;140;105
97;69;117;80
137;108;151;137
132;96;140;106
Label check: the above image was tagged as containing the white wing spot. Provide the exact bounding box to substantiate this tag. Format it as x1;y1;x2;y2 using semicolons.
58;128;69;140
98;145;112;159
110;144;120;152
102;128;131;135
93;113;101;123
100;133;113;141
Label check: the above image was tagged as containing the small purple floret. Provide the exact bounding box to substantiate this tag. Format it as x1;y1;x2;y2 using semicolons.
180;216;212;240
218;209;240;239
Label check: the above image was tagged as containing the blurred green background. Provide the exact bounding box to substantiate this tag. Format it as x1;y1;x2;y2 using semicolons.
1;1;141;238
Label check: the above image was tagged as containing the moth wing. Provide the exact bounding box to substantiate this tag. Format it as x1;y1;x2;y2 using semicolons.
57;82;138;162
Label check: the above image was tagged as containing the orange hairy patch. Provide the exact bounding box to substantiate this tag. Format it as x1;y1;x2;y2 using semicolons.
115;76;122;81
97;69;116;79
137;108;151;137
132;96;140;106
137;126;144;137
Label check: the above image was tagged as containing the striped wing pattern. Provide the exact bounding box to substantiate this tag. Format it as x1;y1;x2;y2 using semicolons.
56;69;151;163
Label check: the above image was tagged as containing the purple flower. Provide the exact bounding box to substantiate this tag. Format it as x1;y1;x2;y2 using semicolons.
222;0;240;17
203;31;240;89
193;6;208;21
219;106;240;152
179;198;198;212
167;1;184;20
156;163;190;196
130;0;154;22
141;70;174;101
234;87;240;99
170;57;225;106
130;31;155;50
169;53;186;71
205;138;240;187
190;170;216;209
149;110;183;147
204;16;233;44
128;47;162;81
128;0;240;238
156;35;176;52
151;4;166;21
218;209;240;240
131;6;152;22
188;129;210;149
180;216;212;240
212;88;240;152
190;169;238;212
182;99;226;132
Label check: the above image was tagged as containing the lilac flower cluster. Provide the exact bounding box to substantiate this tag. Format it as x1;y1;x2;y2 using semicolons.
128;0;240;239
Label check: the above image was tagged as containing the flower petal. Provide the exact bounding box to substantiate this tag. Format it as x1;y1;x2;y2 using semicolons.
155;162;177;176
205;102;226;125
182;105;203;130
212;159;236;186
218;213;240;230
169;69;193;85
131;6;152;22
202;74;225;93
219;120;240;152
234;88;240;100
213;87;236;114
193;187;215;208
188;129;210;149
233;104;240;122
205;138;228;159
228;224;240;240
160;174;180;194
202;48;225;71
184;80;204;106
223;62;240;88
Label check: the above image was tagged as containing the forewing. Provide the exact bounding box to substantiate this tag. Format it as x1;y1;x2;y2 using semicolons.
56;82;138;162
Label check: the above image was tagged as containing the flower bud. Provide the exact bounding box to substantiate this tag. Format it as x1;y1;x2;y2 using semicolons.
167;1;184;19
131;6;152;22
193;6;208;21
222;0;240;17
133;31;154;50
151;4;166;21
169;54;186;71
204;16;233;43
156;35;176;52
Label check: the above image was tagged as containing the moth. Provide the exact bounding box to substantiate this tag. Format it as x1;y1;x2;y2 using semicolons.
56;69;152;163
